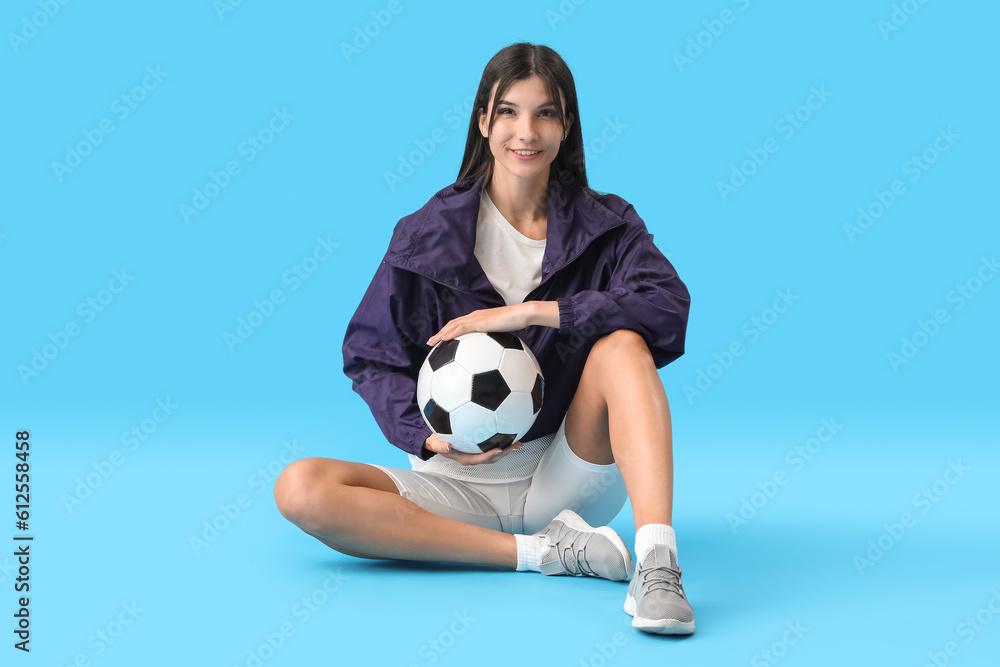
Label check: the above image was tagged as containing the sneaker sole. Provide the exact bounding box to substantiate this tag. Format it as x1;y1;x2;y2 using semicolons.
551;509;634;581
624;593;695;635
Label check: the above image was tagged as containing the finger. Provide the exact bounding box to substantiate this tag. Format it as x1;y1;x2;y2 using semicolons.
458;449;499;465
428;438;452;454
497;443;520;458
426;322;453;345
427;326;457;346
439;324;463;340
437;317;481;342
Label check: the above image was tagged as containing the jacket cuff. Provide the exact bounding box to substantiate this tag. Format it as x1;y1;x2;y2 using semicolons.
556;296;577;333
394;420;435;460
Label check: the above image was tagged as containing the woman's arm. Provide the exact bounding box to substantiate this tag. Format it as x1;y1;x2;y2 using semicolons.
426;207;690;369
342;261;435;460
425;300;560;345
552;205;690;368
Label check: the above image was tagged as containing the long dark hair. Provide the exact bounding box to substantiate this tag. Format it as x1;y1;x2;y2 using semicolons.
455;42;605;200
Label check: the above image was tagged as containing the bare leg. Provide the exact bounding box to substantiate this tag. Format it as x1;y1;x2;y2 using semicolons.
274;458;518;568
563;330;674;530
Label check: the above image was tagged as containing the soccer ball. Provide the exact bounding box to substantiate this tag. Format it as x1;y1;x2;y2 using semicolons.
416;332;544;454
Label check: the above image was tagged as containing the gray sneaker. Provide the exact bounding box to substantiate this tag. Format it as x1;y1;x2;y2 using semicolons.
624;544;695;634
535;509;634;581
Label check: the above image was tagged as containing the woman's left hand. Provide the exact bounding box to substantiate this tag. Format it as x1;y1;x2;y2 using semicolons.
426;303;535;346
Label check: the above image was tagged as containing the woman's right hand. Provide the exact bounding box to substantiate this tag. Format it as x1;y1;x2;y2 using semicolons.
424;433;522;466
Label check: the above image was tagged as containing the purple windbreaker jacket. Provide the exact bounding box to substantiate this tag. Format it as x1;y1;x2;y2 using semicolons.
342;174;690;461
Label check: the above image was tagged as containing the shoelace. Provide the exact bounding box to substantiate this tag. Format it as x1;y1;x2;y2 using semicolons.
638;564;685;597
553;529;598;576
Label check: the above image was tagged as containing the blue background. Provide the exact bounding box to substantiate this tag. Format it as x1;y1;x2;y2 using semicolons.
2;0;998;665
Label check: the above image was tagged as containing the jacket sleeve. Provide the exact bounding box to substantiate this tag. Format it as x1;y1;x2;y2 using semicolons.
342;260;436;460
556;203;690;368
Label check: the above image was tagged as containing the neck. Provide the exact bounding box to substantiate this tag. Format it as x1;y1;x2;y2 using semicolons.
485;166;550;229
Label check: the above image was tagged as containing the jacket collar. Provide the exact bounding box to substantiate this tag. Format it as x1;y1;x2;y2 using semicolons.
384;173;626;301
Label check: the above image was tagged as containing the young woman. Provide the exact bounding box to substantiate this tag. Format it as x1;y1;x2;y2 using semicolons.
274;42;694;635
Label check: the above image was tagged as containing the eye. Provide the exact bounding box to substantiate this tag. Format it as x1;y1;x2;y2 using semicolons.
540;109;555;117
498;107;513;115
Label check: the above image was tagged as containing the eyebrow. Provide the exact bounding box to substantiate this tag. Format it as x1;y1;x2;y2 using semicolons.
497;100;558;109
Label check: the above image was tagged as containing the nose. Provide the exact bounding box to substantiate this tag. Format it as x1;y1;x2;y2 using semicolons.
519;116;539;143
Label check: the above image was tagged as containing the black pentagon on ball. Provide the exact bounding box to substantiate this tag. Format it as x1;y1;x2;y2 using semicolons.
427;338;460;371
476;432;517;452
422;399;452;434
470;369;510;410
486;331;523;350
531;374;544;413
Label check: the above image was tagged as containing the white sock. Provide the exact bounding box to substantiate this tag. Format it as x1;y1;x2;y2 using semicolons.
514;533;551;572
634;523;676;564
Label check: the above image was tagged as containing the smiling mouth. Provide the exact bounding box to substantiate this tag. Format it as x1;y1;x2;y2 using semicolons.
511;149;540;155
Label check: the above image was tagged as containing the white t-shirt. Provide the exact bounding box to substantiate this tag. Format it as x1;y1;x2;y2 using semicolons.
407;186;553;481
472;187;547;306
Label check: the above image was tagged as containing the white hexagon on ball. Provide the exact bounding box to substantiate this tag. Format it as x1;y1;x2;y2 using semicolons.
430;363;473;412
416;361;431;412
448;402;498;449
437;432;476;452
497;349;539;393
453;334;504;374
494;392;536;439
521;341;542;372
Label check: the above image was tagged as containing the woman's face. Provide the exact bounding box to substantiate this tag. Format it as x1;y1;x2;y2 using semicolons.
478;75;572;183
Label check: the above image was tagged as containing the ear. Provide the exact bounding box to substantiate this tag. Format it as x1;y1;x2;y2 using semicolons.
563;112;575;140
478;107;489;138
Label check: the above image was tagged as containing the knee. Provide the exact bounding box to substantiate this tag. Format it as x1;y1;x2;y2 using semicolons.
588;329;651;365
274;457;332;526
